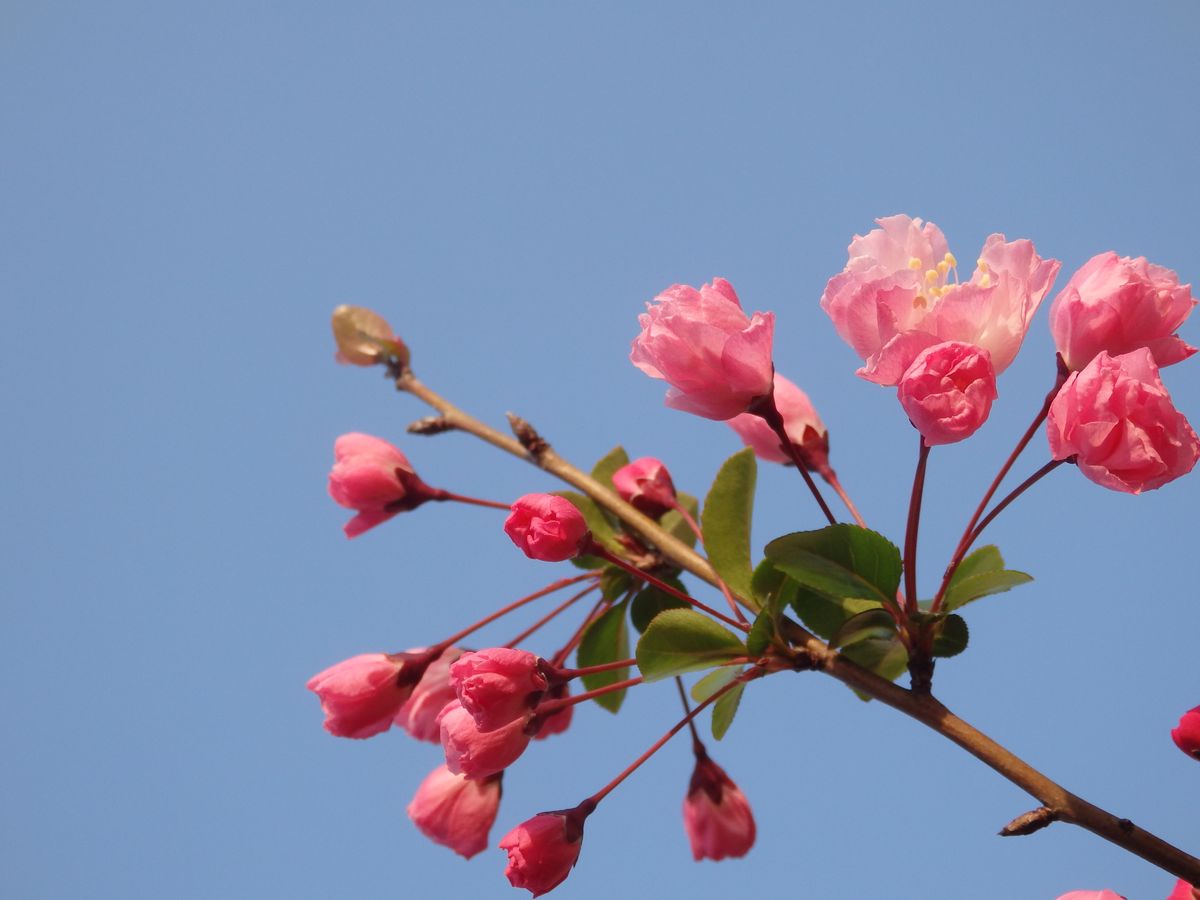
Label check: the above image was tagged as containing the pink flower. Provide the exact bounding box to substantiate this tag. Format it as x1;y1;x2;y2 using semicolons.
897;341;998;446
1171;705;1200;760
1049;252;1196;371
406;764;502;859
438;700;534;780
306;651;431;739
1047;349;1200;493
727;373;828;469
1055;892;1126;900
451;648;548;733
328;433;435;538
394;647;464;743
504;494;590;562
821;215;1059;385
630;278;776;420
682;752;756;861
533;683;573;740
1168;880;1200;900
500;811;587;897
611;457;677;518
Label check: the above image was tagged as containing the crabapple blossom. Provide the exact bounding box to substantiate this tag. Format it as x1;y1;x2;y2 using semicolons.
451;648;548;733
500;811;587;897
504;494;590;562
406;764;502;859
727;373;827;468
611;457;677;519
682;753;756;861
897;341;998;446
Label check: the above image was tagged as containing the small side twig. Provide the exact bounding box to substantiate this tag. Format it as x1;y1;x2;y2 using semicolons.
1000;806;1059;837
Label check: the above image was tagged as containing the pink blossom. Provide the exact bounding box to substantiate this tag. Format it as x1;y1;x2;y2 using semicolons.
727;373;828;468
630;278;776;420
1047;349;1200;493
821;215;1059;385
1055;892;1126;900
1171;705;1200;760
504;494;590;562
500;812;586;897
328;433;434;538
451;648;548;733
394;647;464;743
897;341;998;446
611;457;677;518
1049;252;1196;371
438;699;533;780
682;753;756;861
533;683;573;740
406;764;502;859
1168;880;1200;900
306;651;430;739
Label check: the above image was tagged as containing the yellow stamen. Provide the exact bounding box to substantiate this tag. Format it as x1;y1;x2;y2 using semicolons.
944;252;957;267
908;257;923;270
976;258;988;272
979;273;991;288
936;261;949;275
925;269;939;284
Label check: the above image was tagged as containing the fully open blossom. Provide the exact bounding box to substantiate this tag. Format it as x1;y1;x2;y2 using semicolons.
1049;252;1196;371
1171;705;1200;760
394;647;464;743
1047;349;1200;493
406;764;502;859
438;699;533;780
683;753;756;861
821;215;1059;385
504;494;590;562
612;457;677;519
1168;880;1200;900
328;433;435;538
897;341;997;446
451;648;548;733
727;373;828;468
306;651;431;739
631;278;775;420
500;811;586;897
1055;892;1126;900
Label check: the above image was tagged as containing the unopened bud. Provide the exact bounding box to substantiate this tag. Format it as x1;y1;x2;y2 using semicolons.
331;304;409;367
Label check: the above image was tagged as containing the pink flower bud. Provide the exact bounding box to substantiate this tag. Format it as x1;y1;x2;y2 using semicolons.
438;700;533;780
394;647;465;743
1055;892;1126;900
504;494;590;562
1171;705;1200;760
328;433;436;538
896;341;997;446
451;649;548;733
630;278;776;420
533;682;573;740
406;764;502;859
1047;349;1200;493
306;651;431;739
500;811;586;897
682;753;756;861
611;457;677;518
1049;252;1196;372
727;373;828;469
1168;880;1200;900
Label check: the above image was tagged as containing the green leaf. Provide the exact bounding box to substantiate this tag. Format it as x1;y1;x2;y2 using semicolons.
591;446;631;529
764;525;902;604
842;637;908;701
691;666;742;703
951;545;1004;582
701;449;758;601
931;614;969;658
943;570;1033;613
629;578;689;633
791;588;885;641
577;600;631;712
660;492;700;548
828;608;898;650
711;681;745;740
599;566;634;602
750;560;798;616
558;490;619;568
745;610;777;656
635;608;747;682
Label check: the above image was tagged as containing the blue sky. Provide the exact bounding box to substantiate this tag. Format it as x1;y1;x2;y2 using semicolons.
4;2;1198;898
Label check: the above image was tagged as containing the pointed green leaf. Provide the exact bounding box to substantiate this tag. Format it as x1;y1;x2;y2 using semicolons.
701;449;757;601
951;545;1004;582
751;559;799;616
691;666;742;703
745;610;777;656
931;613;969;658
711;681;745;740
765;525;902;604
629;578;689;632
829;608;898;650
660;491;701;548
842;637;909;701
635;609;747;682
577;600;631;712
591;446;631;529
943;570;1033;612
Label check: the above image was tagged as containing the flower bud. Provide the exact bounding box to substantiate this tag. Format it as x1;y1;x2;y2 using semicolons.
306;650;431;739
394;647;464;743
438;700;533;780
727;374;828;469
1047;349;1200;493
500;811;587;897
1048;252;1196;372
328;433;437;537
451;648;548;733
406;764;502;859
331;304;409;367
1171;705;1200;760
533;682;573;740
630;278;775;420
611;457;677;519
682;752;756;861
897;341;997;446
1168;880;1200;900
504;494;590;562
1055;892;1126;900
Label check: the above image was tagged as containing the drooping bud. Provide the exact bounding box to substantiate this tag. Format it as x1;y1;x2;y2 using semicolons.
1054;892;1126;900
406;764;502;859
1171;705;1200;760
1168;879;1200;900
394;647;465;743
682;751;756;861
438;699;534;780
500;807;591;897
533;682;573;740
331;304;409;367
451;648;548;733
611;457;677;519
504;494;590;562
328;432;439;537
727;374;828;471
306;650;433;739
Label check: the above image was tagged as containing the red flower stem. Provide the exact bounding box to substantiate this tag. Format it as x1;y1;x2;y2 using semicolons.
674;676;705;754
931;366;1068;613
585;678;745;807
550;595;611;667
903;440;932;616
504;582;601;648
537;676;644;714
555;658;639;679
964;459;1067;552
435;572;599;651
666;499;750;625
749;392;837;526
589;544;750;633
430;489;512;510
818;466;867;527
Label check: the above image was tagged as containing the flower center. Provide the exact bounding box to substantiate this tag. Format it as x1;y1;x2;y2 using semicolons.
908;252;961;309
